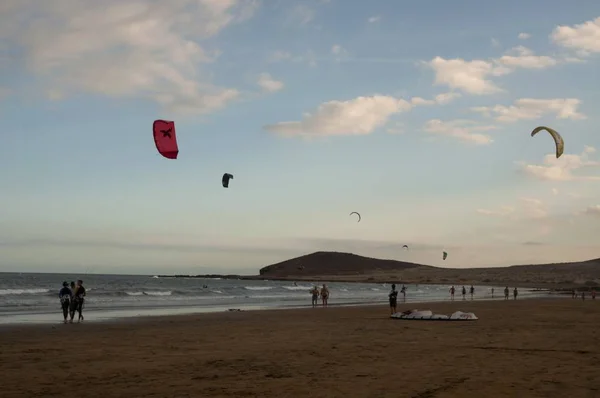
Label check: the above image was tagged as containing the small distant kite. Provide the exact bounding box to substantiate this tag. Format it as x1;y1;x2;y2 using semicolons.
531;126;564;159
402;245;409;250
222;173;233;188
153;120;179;159
442;251;448;260
350;212;361;222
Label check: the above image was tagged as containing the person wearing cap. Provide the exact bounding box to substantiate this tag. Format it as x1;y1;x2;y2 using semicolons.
58;282;72;324
388;284;399;315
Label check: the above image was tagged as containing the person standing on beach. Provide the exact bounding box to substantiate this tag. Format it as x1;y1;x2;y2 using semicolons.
400;285;406;302
461;286;466;300
449;286;455;301
69;281;77;322
592;290;596;300
388;284;398;315
310;286;319;308
469;285;474;300
504;286;509;300
58;282;72;324
581;291;586;301
491;288;494;298
513;287;518;300
320;284;329;307
72;280;86;322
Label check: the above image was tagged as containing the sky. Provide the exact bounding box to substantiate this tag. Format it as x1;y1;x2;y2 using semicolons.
1;0;600;275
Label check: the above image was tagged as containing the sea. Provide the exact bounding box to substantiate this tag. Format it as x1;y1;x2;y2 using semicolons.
0;272;550;325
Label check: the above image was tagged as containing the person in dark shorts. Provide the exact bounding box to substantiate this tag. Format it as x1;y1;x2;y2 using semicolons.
58;281;72;324
72;280;86;322
320;284;329;307
469;285;475;300
389;284;399;315
513;287;518;300
504;286;509;300
461;286;466;300
449;286;455;301
310;286;319;308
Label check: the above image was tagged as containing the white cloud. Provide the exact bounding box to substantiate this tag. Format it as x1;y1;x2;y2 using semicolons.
491;38;501;47
427;56;507;95
518;33;531;40
267;49;317;67
584;205;600;215
552;187;559;196
368;16;381;23
476;206;515;216
423;119;496;145
264;95;413;137
0;0;258;114
518;146;600;181
551;16;600;55
257;73;284;93
477;198;547;220
496;46;557;69
471;98;586;122
434;92;461;104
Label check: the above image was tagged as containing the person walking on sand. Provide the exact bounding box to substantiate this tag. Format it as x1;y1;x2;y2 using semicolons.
513;287;518;300
320;284;329;307
68;281;77;322
461;286;466;300
469;285;475;300
72;280;86;322
310;286;319;308
449;286;455;301
504;286;509;300
58;281;72;324
388;284;399;315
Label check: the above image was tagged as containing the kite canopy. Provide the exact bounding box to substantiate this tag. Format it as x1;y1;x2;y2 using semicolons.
222;173;233;188
531;126;564;159
442;251;448;260
402;245;409;250
349;212;361;222
153;120;179;159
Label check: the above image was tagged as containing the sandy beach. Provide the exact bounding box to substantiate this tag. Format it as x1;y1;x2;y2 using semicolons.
1;298;599;398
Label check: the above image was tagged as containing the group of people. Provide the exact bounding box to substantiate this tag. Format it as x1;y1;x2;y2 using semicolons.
58;280;87;323
309;284;330;308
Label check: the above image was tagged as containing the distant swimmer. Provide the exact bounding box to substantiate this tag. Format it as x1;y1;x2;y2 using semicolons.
310;286;320;308
389;284;398;315
58;282;72;324
504;286;509;300
449;286;455;301
513;287;518;300
320;284;329;307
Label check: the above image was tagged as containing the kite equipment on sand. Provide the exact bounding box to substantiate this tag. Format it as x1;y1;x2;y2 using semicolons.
531;126;564;159
222;173;233;188
391;309;478;321
153;120;179;159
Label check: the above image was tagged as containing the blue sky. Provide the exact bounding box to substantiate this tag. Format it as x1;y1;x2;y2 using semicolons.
1;0;600;274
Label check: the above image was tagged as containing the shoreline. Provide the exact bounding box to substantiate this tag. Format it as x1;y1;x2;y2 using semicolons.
0;293;557;328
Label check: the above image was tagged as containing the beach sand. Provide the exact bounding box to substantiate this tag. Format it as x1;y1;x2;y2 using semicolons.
1;298;599;398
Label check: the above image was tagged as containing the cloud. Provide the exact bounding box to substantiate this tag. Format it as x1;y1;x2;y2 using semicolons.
257;73;284;93
471;98;586;122
423;119;497;145
331;44;349;61
477;197;547;220
264;95;413;137
426;45;570;96
434;92;462;104
286;4;315;25
518;33;531;40
267;49;317;67
518;146;600;181
368;16;381;23
584;205;600;216
551;16;600;55
496;46;557;69
0;0;258;114
552;188;559;196
427;57;507;95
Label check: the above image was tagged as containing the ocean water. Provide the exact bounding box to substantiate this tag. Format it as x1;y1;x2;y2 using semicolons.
0;273;548;324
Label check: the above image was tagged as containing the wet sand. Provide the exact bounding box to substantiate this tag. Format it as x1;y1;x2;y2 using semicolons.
1;298;599;398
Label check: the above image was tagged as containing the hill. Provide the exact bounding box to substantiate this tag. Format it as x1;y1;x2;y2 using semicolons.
258;251;600;288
